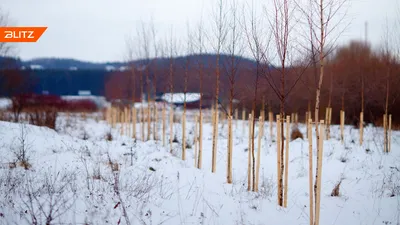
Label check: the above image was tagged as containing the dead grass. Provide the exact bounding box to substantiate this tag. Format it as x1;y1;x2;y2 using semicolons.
107;161;119;172
18;160;32;170
28;107;58;130
105;132;113;141
290;127;304;141
331;180;342;197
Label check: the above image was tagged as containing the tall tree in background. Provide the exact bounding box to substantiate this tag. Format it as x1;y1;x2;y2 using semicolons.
0;8;13;57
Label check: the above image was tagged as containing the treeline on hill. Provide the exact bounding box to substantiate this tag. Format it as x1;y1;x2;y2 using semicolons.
1;40;399;125
105;40;400;125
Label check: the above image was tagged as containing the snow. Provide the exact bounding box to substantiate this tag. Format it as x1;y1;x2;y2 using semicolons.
0;98;11;109
61;95;110;108
0;113;399;225
105;65;116;71
119;66;130;71
29;64;44;70
161;93;201;104
78;90;91;96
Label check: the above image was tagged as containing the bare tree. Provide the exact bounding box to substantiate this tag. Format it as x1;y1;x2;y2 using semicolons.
134;26;147;142
304;0;348;223
125;34;139;140
223;0;244;184
210;0;228;173
381;19;396;153
150;19;160;141
181;23;194;160
263;0;307;205
0;7;13;57
243;1;269;192
22;170;77;225
194;17;206;169
139;21;153;141
167;27;178;153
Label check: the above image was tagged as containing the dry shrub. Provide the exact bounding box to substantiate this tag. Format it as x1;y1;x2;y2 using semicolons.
0;110;5;121
331;180;342;197
105;132;113;141
107;161;119;172
290;127;303;141
28;107;58;129
18;160;32;170
8;162;16;169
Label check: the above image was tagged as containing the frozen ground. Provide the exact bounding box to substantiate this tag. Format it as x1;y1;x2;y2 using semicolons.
0;112;399;225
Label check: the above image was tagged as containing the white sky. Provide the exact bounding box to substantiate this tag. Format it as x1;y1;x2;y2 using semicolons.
2;0;399;62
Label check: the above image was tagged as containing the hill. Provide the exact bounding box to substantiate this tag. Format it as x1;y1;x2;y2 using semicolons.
0;54;259;71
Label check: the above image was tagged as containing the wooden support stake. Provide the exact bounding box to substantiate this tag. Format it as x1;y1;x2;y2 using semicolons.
269;111;273;140
120;110;124;136
327;108;332;140
227;114;233;184
315;120;325;225
125;107;129;137
325;108;329;126
212;106;218;173
340;110;345;144
147;105;151;141
306;112;309;139
242;109;246;134
235;108;238;129
324;108;329;140
284;115;290;207
383;114;386;153
359;111;364;146
162;106;166;146
329;108;332;125
389;114;392;152
194;115;198;168
198;113;203;169
276;114;281;204
255;115;264;192
154;103;158;141
132;107;136;139
105;107;109;124
308;118;314;225
169;108;174;153
141;106;145;141
248;113;253;191
182;110;186;160
111;107;116;128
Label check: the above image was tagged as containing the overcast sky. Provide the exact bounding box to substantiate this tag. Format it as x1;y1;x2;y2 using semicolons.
2;0;399;62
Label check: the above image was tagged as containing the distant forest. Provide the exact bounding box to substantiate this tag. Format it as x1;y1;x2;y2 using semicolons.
1;41;400;125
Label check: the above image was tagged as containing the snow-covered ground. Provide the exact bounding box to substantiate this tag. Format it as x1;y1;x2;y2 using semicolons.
0;98;11;110
0;112;399;225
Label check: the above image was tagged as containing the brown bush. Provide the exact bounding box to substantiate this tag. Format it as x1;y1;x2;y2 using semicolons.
331;180;342;197
105;132;113;141
19;160;32;170
28;107;58;130
290;127;303;141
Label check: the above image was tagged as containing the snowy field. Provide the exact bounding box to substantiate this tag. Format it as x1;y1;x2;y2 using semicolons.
0;112;399;225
